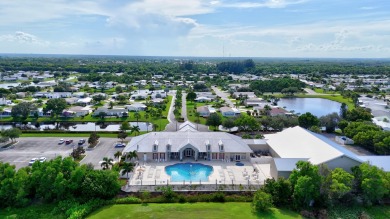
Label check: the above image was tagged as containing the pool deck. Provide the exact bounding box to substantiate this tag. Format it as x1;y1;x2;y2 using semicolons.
123;160;272;192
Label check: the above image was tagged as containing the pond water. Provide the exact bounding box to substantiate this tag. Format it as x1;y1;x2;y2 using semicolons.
277;98;341;117
0;122;153;132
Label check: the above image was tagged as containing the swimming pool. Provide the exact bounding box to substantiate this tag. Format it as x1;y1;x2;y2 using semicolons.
165;163;213;182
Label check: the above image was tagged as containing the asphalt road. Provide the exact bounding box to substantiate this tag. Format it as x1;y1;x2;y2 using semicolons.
0;137;123;170
212;86;234;108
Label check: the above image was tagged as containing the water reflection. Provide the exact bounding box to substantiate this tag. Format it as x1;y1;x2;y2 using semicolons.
277;98;341;117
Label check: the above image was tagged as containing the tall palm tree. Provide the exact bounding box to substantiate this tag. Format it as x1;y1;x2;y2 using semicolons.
126;150;138;162
130;125;140;136
121;162;135;179
114;151;122;162
144;113;150;132
134;111;141;125
101;157;114;170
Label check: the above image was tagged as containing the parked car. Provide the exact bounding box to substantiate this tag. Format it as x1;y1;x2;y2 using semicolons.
58;139;65;144
29;158;38;165
39;157;47;163
115;143;125;148
78;139;86;145
65;140;73;145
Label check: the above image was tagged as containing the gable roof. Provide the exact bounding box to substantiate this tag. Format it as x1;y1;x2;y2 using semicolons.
265;126;362;165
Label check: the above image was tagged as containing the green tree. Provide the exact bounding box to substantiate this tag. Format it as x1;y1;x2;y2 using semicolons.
329;168;354;201
206;113;222;131
252;190;273;212
70;146;86;160
100;157;114;170
118;131;128;143
88;132;100;145
340;103;347;119
320;112;340;133
134;111;141;125
222;118;235;131
121;162;135;179
186;92;197;103
2;128;22;142
234;115;258;132
115;85;123;93
346;107;372;122
11;102;37;119
262;178;292;207
92;94;105;103
44;98;67;117
114;151;122;162
119;121;131;132
130;125;140;136
298;112;319;129
337;120;349;133
289;161;321;209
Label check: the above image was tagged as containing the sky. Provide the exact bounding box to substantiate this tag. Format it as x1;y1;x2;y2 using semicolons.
0;0;389;58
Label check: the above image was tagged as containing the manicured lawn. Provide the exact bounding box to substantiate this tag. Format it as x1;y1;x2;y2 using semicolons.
87;203;303;219
0;204;66;219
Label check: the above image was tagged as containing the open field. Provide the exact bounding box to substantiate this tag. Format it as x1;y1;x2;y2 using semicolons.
87;203;303;219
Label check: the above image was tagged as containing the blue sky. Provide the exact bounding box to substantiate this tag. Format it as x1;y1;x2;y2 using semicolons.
0;0;389;58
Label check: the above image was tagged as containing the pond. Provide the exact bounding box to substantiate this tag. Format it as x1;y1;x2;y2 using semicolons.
277;98;341;117
0;122;153;132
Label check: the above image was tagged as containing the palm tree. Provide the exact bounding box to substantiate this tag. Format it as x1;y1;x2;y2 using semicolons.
134;111;140;125
121;162;135;179
130;125;140;136
101;157;114;170
114;151;122;162
126;150;138;162
144;113;150;132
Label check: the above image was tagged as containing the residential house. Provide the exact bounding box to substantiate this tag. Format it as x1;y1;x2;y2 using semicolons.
220;107;240;117
0;98;12;105
62;106;90;117
76;97;92;106
233;92;257;99
197;106;210;117
127;103;147;111
244;98;264;107
93;107;128;117
73;92;87;98
269;107;290;117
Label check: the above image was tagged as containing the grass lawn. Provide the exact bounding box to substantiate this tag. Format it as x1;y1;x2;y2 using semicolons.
87;203;303;219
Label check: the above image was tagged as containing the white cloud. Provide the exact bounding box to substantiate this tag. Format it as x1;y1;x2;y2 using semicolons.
221;0;308;9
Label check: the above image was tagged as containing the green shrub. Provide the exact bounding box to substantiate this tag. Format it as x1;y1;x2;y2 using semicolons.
211;192;226;202
115;196;141;204
161;186;176;202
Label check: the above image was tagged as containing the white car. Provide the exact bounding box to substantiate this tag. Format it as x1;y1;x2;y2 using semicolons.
29;158;38;165
39;157;47;163
58;139;65;144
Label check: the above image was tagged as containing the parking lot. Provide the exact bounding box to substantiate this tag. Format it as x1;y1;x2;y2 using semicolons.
0;137;124;170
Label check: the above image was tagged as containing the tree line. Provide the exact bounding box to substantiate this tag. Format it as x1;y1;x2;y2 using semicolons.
252;161;390;216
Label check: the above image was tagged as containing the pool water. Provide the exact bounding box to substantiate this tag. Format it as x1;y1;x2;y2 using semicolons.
165;163;213;182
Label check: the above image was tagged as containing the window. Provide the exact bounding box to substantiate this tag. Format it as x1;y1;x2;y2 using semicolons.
212;153;218;160
207;145;211;151
166;145;170;151
219;153;225;160
153;145;157;151
220;145;224;151
153;153;158;159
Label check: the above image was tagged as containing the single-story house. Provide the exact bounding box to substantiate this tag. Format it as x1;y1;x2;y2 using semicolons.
195;96;213;102
220;107;240;117
62;106;90;117
233;92;257;99
127;103;147;111
93;107;128;117
73;92;87;98
197;106;210;117
269;107;290;117
0;98;12;105
244;98;264;107
65;97;79;105
0;108;12;117
77;97;92;106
